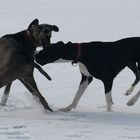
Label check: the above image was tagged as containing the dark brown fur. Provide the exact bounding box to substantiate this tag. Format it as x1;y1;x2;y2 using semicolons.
0;19;59;111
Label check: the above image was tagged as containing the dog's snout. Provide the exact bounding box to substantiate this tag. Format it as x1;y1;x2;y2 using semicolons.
44;28;52;37
44;28;49;34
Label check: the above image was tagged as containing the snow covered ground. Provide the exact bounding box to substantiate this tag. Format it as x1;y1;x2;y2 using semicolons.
0;0;140;140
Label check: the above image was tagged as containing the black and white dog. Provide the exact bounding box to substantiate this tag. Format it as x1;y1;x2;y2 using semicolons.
35;38;140;111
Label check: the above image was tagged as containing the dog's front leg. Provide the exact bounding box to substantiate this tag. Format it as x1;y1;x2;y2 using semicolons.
59;74;93;112
103;80;114;112
20;74;53;111
105;91;113;112
0;82;12;106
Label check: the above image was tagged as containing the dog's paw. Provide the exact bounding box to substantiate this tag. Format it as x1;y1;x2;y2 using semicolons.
59;107;72;112
127;95;138;106
124;86;135;96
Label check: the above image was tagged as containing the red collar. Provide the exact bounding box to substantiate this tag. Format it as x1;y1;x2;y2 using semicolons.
72;43;81;65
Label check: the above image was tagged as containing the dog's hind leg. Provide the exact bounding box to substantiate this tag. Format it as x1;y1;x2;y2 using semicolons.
127;89;140;106
125;63;140;96
59;74;93;112
0;82;12;106
20;75;53;111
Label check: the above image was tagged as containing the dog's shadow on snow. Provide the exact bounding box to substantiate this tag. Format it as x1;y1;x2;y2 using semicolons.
49;110;140;126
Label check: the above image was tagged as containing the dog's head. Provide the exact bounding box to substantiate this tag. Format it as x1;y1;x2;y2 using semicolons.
27;19;59;47
35;41;67;65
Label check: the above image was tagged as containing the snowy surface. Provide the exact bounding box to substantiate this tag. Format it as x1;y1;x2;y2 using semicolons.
0;0;140;140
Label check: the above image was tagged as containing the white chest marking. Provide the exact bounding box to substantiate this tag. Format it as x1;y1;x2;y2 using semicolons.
79;62;91;77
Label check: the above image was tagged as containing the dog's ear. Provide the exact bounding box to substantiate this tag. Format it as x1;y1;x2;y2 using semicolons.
52;25;59;32
27;19;39;31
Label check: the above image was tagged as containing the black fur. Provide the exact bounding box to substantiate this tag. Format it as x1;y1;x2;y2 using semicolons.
35;38;140;111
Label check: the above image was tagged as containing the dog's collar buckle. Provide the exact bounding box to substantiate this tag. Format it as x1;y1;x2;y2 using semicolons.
72;62;78;67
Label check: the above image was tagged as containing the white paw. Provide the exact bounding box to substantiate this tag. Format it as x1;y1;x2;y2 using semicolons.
106;107;112;112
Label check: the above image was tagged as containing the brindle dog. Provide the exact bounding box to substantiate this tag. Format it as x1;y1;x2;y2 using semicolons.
0;19;59;111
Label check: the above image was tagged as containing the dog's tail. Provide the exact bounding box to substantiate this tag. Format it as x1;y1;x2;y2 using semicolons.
33;62;52;81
